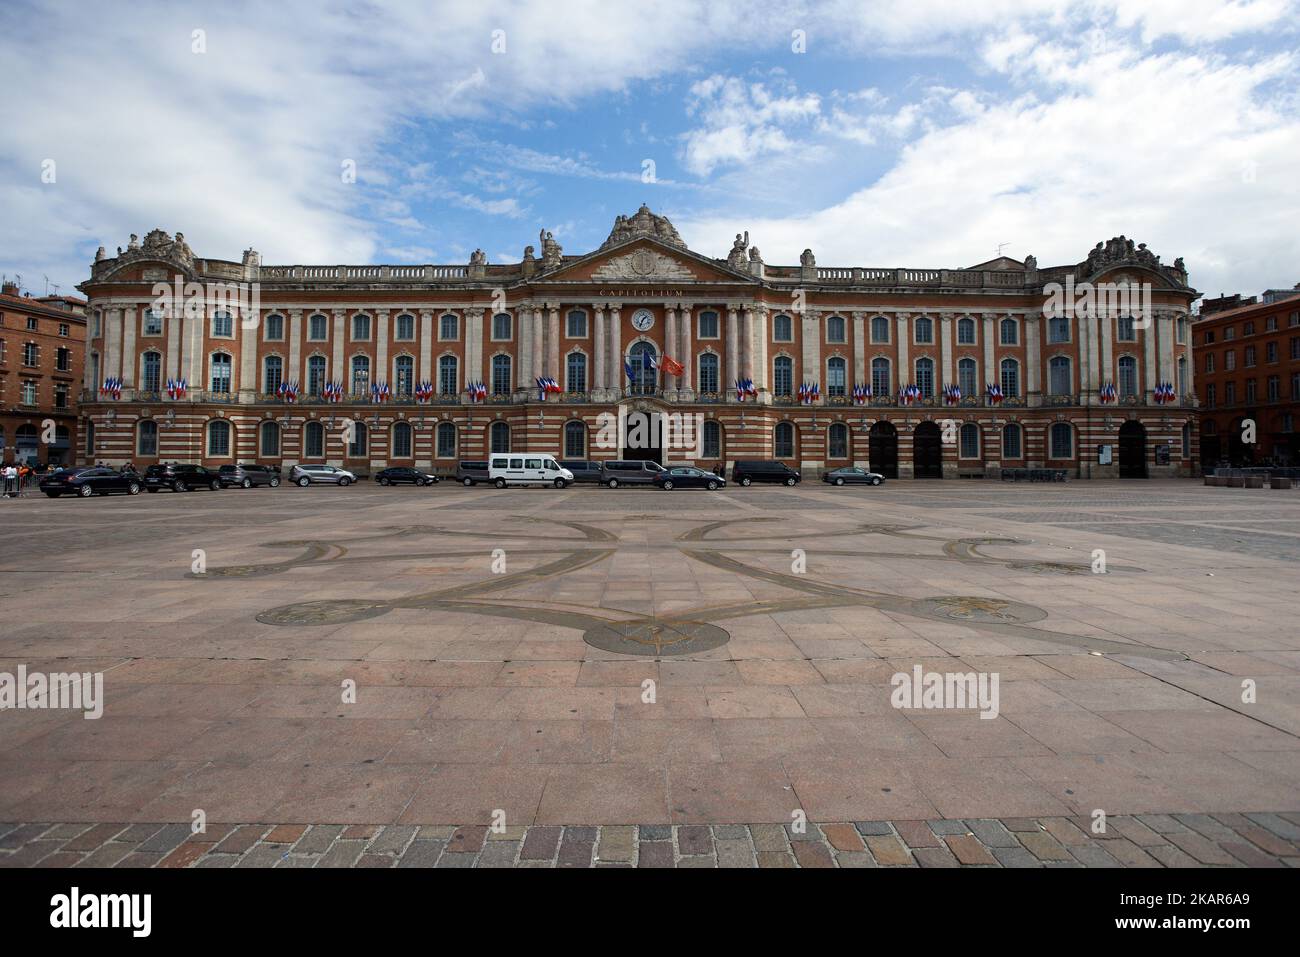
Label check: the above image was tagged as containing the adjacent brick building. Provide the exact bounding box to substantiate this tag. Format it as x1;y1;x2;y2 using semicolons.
1193;289;1300;468
0;281;86;466
76;212;1199;478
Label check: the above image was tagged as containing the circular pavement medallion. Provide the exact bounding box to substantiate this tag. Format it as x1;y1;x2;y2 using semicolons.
583;619;730;657
911;595;1047;624
256;599;392;626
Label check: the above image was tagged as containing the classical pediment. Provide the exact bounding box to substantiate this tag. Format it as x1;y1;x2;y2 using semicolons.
592;247;697;281
537;236;756;285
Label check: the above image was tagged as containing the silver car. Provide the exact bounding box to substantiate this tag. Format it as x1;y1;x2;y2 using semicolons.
290;464;357;487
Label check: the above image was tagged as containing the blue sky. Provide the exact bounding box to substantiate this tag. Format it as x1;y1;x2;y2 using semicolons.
1;0;1298;302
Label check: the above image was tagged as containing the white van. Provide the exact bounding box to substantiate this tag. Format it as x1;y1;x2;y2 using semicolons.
488;454;574;488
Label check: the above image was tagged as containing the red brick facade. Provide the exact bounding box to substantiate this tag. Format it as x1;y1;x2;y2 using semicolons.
77;214;1199;478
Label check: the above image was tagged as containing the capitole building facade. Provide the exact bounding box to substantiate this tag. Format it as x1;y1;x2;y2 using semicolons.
76;207;1201;479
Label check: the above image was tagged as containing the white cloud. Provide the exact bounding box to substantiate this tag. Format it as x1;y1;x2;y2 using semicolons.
682;75;822;175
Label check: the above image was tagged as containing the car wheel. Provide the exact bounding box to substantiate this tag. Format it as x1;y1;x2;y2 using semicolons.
871;476;882;486
269;478;280;488
834;477;844;486
172;481;185;492
241;478;252;488
462;477;474;487
607;479;619;489
378;477;389;486
740;476;752;486
210;479;221;491
338;477;351;487
297;477;311;487
78;484;93;497
494;478;507;489
414;478;425;487
662;480;674;490
127;483;141;495
785;477;797;487
706;481;718;491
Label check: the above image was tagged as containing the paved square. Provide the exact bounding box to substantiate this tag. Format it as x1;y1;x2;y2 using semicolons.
2;480;1298;867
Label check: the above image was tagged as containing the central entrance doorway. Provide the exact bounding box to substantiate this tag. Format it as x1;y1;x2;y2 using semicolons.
621;410;663;464
1118;420;1147;478
913;421;943;478
869;421;898;479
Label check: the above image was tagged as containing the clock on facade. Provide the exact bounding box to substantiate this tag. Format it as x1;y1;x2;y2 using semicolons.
630;308;654;332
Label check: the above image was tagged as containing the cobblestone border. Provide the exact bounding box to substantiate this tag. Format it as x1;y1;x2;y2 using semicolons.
2;813;1297;868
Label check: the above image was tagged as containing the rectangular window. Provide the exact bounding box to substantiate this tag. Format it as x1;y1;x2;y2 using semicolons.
698;312;719;338
1117;317;1135;341
395;315;415;340
309;315;328;340
59;322;70;337
566;311;587;337
440;314;458;340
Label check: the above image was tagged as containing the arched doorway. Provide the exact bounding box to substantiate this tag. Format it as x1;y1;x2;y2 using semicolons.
869;421;898;479
1118;420;1147;478
913;421;942;478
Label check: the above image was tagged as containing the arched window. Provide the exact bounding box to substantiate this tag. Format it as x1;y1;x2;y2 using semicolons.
440;314;458;340
351;355;370;395
773;314;793;342
872;357;891;396
141;351;162;392
305;421;324;458
828;422;848;458
436;421;457;458
914;317;933;344
827;357;847;397
260;420;280;457
351;314;371;341
490;421;510;453
1048;356;1071;396
439;355;458;396
492;313;512;340
567;353;587;393
308;356;327;396
395;314;415;341
957;317;975;344
1118;356;1138;397
915;357;934;397
1049;422;1074;459
207;419;231;457
1002;423;1022;459
391;421;412;458
349;421;368;458
871;316;889;343
566;310;587;337
959;423;980;459
491;354;512;395
210;353;232;393
958;357;977;397
773;356;793;396
775;422;795;458
137;419;158;456
703;420;722;458
1000;317;1018;345
699;353;719;394
826;315;846;343
264;355;283;394
1000;358;1020;398
564;420;586;458
628;341;657;395
395;355;414;397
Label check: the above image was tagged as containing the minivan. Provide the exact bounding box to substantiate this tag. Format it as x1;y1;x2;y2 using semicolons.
488;455;574;488
290;464;357;487
558;460;604;484
143;463;223;492
732;460;801;486
455;461;490;486
600;460;666;488
218;464;281;488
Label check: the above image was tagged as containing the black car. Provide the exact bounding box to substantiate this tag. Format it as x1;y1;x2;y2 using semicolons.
455;461;490;486
732;460;801;486
218;464;281;488
558;460;604;484
822;466;884;486
376;467;439;486
143;463;223;492
39;467;142;498
600;460;666;488
652;466;727;491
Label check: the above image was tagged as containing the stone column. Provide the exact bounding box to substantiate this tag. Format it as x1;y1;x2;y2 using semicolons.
801;311;820;392
982;313;996;391
238;307;256;400
663;305;678;392
940;313;954;388
466;309;484;391
678;303;692;393
896;314;910;387
852;313;866;388
419;312;434;388
741;306;755;382
532;307;544;386
609;304;622;395
593;304;606;392
289;310;303;387
1025;312;1041;403
547;303;561;388
1143;314;1158;399
1100;313;1114;389
121;306;137;386
726;305;740;393
332;311;346;391
166;307;181;381
105;307;122;383
753;308;768;395
376;310;390;386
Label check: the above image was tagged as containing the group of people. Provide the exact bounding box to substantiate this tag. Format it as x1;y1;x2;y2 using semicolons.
2;463;36;497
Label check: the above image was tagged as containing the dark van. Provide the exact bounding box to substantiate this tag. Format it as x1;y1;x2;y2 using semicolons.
732;460;801;487
600;460;665;488
558;460;604;484
455;461;490;486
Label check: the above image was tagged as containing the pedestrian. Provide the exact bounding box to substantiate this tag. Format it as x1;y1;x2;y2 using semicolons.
2;463;16;498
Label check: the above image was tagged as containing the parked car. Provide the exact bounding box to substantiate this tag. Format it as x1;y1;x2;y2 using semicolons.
290;464;357;487
376;466;439;486
652;466;727;491
488;455;573;488
218;464;282;488
143;463;223;492
40;466;142;498
558;460;604;484
822;466;884;486
732;460;800;487
455;460;490;486
600;460;666;488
